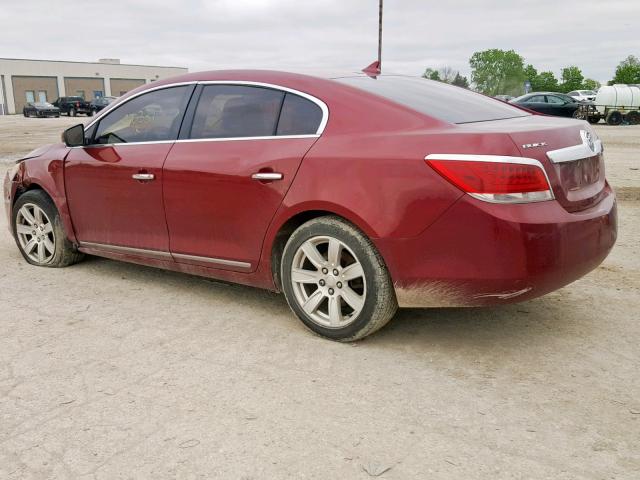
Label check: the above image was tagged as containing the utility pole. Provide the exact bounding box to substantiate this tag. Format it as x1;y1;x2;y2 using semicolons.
378;0;383;70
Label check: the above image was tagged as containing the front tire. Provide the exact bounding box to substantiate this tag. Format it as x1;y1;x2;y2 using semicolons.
281;216;397;341
12;190;84;267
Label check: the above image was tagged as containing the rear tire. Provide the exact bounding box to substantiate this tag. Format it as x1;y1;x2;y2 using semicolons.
281;216;397;341
626;111;640;125
12;190;84;268
606;111;623;126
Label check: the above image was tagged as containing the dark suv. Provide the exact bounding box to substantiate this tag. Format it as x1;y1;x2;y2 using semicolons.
52;97;93;117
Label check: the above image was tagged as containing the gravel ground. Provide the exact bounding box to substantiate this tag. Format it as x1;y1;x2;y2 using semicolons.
0;116;639;479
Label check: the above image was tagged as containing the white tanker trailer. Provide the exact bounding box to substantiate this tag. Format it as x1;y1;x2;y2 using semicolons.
593;84;640;125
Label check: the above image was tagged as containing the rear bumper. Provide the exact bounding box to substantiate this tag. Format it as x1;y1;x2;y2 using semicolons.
376;185;617;307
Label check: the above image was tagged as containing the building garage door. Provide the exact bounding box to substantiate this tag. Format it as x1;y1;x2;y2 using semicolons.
110;78;145;97
64;77;106;101
12;76;59;112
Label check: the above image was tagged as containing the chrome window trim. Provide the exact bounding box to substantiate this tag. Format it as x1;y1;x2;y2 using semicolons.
75;140;176;149
175;134;319;144
72;135;319;149
79;241;252;269
424;153;555;203
546;130;602;164
82;79;329;143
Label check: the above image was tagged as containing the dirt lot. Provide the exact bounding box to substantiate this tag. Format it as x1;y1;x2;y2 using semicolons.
0;116;639;479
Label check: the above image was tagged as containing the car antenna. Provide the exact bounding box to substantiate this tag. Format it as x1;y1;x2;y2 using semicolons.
362;0;383;78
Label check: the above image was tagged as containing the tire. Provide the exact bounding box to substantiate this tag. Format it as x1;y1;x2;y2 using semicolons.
626;111;640;125
588;115;601;124
69;108;76;117
281;215;397;341
606;110;623;126
87;109;94;117
12;190;84;268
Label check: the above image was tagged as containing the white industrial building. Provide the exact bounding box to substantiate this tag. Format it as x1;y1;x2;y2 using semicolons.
0;58;188;114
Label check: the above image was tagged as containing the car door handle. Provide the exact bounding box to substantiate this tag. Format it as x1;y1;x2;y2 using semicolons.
251;172;283;181
132;173;155;181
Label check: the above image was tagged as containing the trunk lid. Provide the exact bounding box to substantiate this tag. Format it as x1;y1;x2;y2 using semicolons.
460;115;606;212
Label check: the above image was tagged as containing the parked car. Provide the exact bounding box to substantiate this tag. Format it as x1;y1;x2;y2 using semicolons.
567;90;597;102
4;71;617;341
510;92;587;117
494;94;514;102
22;102;60;118
51;96;93;117
90;96;117;113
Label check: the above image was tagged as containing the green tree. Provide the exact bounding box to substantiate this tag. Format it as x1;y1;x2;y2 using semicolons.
582;78;601;90
524;64;538;90
422;68;441;81
423;66;462;84
451;73;470;89
560;66;584;93
469;49;526;96
611;55;640;84
535;71;560;92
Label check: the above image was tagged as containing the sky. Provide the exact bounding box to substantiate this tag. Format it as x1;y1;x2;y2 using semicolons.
0;0;638;83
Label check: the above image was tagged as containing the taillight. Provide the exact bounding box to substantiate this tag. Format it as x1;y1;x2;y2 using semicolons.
425;154;554;204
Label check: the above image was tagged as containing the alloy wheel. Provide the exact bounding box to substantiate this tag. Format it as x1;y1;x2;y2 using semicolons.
290;236;366;328
15;203;56;264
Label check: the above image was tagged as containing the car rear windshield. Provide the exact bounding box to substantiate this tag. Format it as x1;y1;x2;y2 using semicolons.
334;75;529;124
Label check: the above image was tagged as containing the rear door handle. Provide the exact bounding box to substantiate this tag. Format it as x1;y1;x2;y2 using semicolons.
132;173;155;181
251;172;283;181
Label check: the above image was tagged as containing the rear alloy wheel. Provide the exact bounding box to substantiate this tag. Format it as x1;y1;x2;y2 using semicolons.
281;216;397;341
13;190;84;267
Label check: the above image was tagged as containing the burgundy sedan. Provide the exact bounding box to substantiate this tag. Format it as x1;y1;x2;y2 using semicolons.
4;71;617;341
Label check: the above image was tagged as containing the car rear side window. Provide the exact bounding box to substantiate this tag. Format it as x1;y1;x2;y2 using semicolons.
335;75;529;124
92;86;191;144
190;85;284;139
546;95;564;104
276;93;323;135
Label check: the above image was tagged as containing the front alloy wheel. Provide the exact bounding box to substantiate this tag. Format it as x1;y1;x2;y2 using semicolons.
12;190;84;268
16;203;55;264
281;216;397;341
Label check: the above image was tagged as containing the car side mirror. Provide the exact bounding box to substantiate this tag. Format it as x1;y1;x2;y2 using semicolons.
62;124;85;147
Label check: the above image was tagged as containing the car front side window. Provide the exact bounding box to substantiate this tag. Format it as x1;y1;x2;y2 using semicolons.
92;86;191;144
